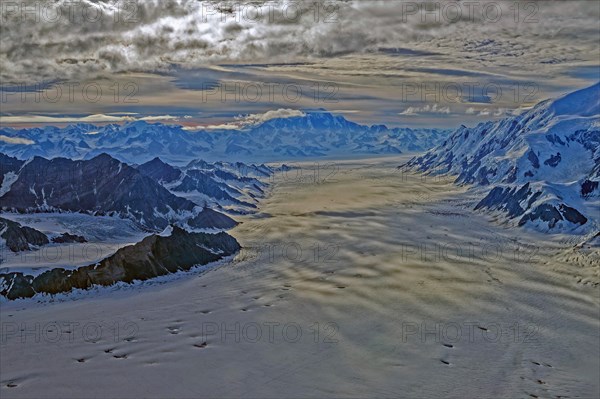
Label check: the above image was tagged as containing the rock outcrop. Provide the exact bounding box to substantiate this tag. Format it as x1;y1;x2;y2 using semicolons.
51;232;87;244
0;217;49;252
0;226;240;299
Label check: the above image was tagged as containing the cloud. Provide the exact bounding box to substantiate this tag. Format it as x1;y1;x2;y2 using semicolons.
398;107;419;116
187;108;305;130
1;0;597;86
0;114;179;124
198;123;243;131
139;115;180;122
399;104;451;116
465;107;509;117
237;108;305;125
0;135;35;145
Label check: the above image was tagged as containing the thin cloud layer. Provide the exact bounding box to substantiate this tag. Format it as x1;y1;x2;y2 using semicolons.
191;108;305;130
0;135;35;145
0;113;180;124
400;104;451;116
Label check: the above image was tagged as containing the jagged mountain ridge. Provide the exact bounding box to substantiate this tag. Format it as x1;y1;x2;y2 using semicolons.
0;111;450;164
408;83;600;233
0;153;236;231
137;157;272;215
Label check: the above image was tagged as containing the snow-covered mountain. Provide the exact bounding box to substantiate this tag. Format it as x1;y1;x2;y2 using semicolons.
137;157;272;215
0;153;236;232
0;111;449;164
408;83;600;234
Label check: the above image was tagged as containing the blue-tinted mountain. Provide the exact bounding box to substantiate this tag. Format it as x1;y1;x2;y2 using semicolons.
0;112;450;164
0;153;236;231
408;83;600;233
137;157;271;215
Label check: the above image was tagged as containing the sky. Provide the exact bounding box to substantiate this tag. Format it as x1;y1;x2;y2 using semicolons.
0;0;599;129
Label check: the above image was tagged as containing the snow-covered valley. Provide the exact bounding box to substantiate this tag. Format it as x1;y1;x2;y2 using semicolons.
1;156;598;398
0;84;598;398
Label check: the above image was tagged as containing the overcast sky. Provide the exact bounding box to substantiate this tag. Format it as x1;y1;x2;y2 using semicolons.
1;0;599;128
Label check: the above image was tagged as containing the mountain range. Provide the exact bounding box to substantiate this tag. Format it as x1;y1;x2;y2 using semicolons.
0;153;257;299
0;153;237;232
136;157;272;215
1;84;598;299
0;111;450;164
408;83;600;234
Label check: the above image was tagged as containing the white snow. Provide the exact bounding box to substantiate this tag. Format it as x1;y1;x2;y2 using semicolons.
0;172;18;197
158;225;173;237
0;213;148;276
0;157;597;398
410;83;600;233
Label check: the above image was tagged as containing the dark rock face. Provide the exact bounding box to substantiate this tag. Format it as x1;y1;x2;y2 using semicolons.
518;204;588;228
545;134;565;146
0;154;235;231
138;158;264;213
559;205;588;225
51;232;87;244
543;153;561;167
518;204;564;228
174;169;247;205
475;183;539;218
475;184;589;229
581;180;599;197
187;208;238;230
0;226;240;299
0;153;24;186
0;273;34;299
527;150;540;169
0;217;49;252
136;157;182;183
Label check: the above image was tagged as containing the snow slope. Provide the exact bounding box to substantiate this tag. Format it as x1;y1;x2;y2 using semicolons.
408;83;600;234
